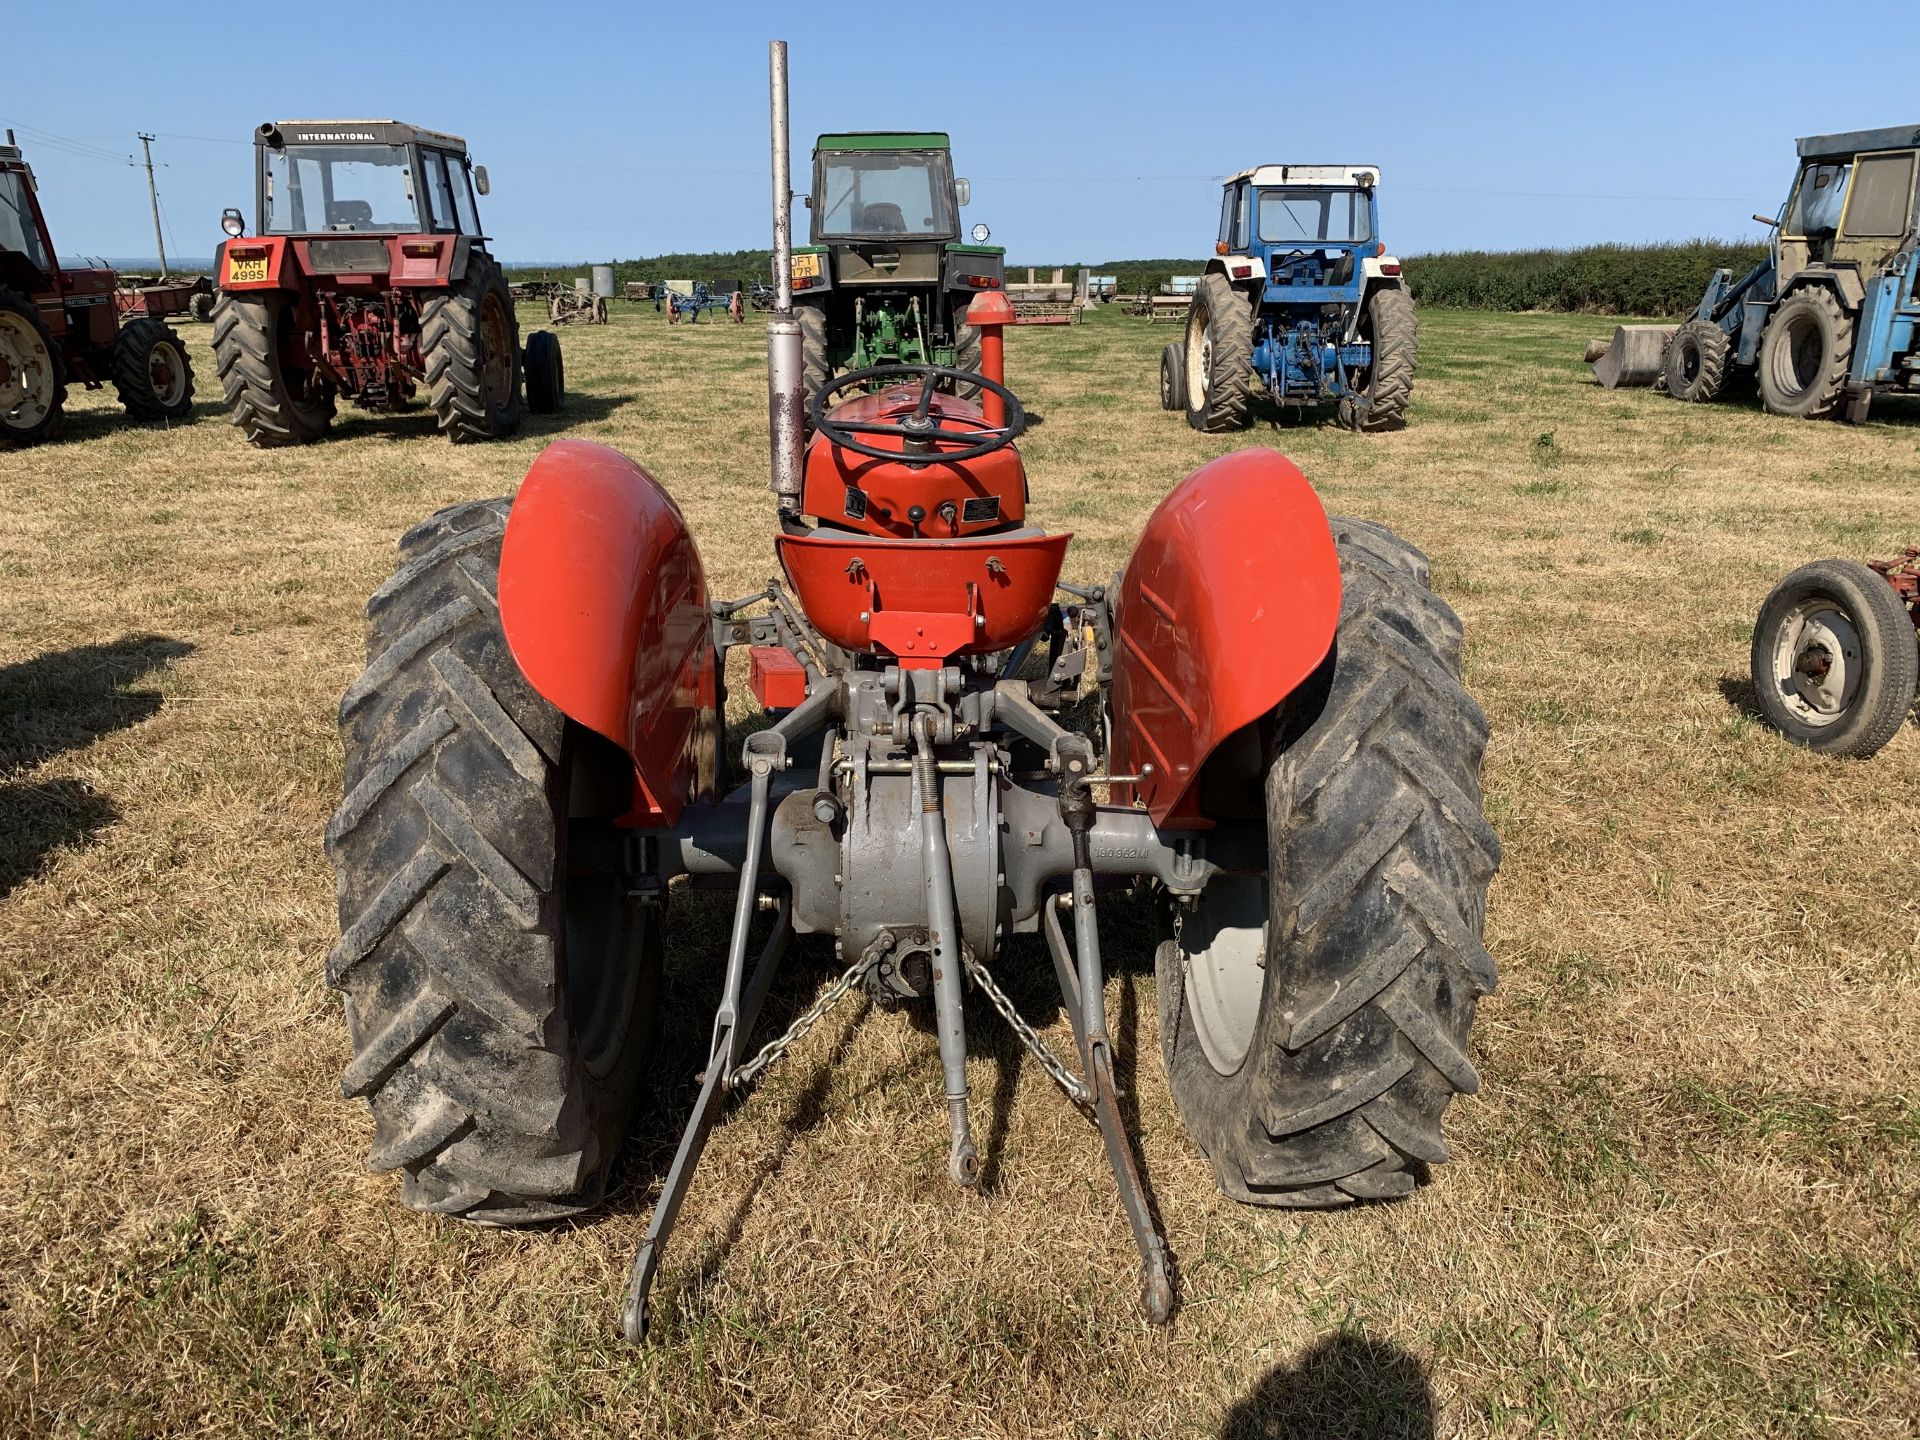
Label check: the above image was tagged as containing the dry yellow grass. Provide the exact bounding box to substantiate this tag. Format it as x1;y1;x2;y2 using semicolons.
2;302;1917;1438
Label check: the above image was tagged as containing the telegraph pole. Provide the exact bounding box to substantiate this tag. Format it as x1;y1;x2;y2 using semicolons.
137;132;167;277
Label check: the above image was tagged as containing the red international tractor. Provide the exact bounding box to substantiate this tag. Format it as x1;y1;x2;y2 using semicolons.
1;134;196;448
211;120;563;447
322;46;1499;1339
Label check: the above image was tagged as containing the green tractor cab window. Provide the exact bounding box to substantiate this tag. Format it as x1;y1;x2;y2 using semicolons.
814;149;956;240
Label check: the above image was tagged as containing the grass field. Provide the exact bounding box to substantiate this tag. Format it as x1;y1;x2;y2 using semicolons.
3;302;1918;1438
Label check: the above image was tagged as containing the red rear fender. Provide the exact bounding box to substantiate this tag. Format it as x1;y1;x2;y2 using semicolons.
498;441;719;826
1110;448;1341;827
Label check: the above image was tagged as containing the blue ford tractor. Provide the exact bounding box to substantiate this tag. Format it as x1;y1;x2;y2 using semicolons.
1162;164;1415;433
1593;126;1920;423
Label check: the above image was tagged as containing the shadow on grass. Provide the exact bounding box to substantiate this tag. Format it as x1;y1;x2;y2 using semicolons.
1219;1332;1435;1439
1719;674;1764;722
0;633;193;898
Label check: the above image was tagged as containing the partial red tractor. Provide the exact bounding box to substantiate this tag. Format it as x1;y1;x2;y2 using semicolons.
211;120;564;447
1;133;196;448
321;46;1500;1342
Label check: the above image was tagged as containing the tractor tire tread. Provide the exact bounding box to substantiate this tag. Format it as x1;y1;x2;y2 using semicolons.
210;291;334;447
421;258;523;444
1342;286;1417;432
326;498;615;1225
1186;273;1253;432
1758;286;1853;421
1157;529;1498;1207
1664;319;1732;404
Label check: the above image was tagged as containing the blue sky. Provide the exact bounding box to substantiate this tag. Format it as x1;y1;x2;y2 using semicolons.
7;0;1913;265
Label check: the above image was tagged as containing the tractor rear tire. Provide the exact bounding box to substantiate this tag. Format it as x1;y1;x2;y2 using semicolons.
1757;287;1853;421
524;330;565;415
211;291;336;447
0;286;67;448
1156;523;1498;1206
188;290;215;323
423;259;524;443
1664;319;1731;404
326;496;662;1224
110;317;195;422
1160;343;1187;411
950;320;983;401
1749;559;1917;758
1184;273;1254;432
797;300;831;419
1338;286;1417;433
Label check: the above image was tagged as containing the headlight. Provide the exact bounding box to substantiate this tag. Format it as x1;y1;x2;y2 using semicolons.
971;223;990;243
221;208;247;238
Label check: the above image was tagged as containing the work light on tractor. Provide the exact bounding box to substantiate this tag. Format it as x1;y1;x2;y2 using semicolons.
320;44;1500;1340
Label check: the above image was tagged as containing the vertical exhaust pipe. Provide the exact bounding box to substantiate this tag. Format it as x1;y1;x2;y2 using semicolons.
766;40;805;514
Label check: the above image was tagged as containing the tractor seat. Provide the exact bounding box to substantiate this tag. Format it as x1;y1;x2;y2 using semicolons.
327;199;374;230
860;203;906;233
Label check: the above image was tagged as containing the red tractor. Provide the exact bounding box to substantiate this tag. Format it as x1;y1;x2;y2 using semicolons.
211;120;562;447
322;47;1499;1340
1;134;196;448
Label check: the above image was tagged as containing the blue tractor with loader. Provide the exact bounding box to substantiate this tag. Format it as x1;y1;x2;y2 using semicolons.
1163;164;1416;433
1588;125;1920;423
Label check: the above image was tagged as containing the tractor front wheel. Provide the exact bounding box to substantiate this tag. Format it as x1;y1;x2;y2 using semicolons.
0;286;67;448
1757;287;1853;420
422;260;524;443
211;292;335;447
1664;319;1731;403
1338;285;1417;433
1160;342;1187;411
326;497;662;1223
1156;518;1499;1206
1184;273;1253;432
1750;559;1917;758
110;317;195;422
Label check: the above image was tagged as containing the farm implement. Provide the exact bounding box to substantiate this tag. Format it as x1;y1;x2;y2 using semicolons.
212;119;564;446
667;280;744;323
1167;166;1415;432
323;44;1500;1340
1;133;197;448
1588;125;1920;422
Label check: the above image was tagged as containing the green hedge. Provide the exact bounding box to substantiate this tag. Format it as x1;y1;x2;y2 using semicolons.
1400;240;1768;317
511;241;1770;318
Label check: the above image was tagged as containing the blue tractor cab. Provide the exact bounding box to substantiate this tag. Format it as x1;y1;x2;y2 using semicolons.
1162;164;1416;433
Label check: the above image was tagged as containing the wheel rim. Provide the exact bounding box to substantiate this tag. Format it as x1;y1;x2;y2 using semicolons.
148;339;187;407
1771;310;1823;401
1186;304;1213;407
0;311;55;427
1180;874;1267;1074
1676;338;1701;388
480;292;512;410
1770;598;1863;728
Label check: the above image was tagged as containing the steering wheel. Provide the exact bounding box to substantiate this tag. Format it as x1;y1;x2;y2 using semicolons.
809;363;1026;465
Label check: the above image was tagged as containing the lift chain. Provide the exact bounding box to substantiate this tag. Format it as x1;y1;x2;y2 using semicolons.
962;949;1092;1109
727;955;873;1091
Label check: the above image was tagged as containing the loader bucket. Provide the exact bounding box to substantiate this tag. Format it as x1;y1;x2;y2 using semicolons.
1586;324;1678;389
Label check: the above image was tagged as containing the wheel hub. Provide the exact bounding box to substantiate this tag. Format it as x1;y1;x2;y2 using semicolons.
148;342;186;407
0;312;54;426
1772;601;1861;725
1179;874;1267;1075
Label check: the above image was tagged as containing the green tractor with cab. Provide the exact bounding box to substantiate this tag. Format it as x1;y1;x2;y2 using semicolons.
788;132;1003;404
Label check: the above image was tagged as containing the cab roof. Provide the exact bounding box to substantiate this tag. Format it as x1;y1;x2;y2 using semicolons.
815;132;949;152
1797;125;1920;161
1226;163;1380;188
269;119;468;152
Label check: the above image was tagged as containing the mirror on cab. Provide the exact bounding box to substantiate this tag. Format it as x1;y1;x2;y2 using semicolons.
955;177;971;207
473;165;490;196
